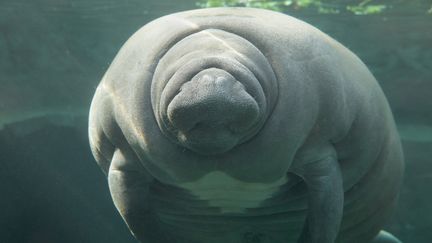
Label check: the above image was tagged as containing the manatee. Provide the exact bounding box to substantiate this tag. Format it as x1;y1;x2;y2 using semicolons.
88;8;404;243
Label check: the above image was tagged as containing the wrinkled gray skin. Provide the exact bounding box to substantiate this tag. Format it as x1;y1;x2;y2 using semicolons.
89;8;404;243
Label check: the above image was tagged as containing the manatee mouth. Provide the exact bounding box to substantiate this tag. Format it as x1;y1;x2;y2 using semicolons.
166;69;260;155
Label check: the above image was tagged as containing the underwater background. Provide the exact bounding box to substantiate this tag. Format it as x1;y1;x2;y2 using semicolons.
0;0;431;242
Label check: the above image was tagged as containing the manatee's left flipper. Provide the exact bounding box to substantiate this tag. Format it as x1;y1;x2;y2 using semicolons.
293;155;344;243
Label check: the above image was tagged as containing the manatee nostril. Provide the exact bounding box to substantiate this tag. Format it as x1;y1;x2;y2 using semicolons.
227;122;244;134
191;121;205;131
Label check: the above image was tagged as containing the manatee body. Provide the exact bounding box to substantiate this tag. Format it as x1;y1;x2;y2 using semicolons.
88;8;404;243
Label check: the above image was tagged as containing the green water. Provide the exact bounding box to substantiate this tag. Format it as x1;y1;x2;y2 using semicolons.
0;0;431;242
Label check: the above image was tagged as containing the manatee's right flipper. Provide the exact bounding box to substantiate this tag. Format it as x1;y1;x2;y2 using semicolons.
371;231;402;243
107;148;172;243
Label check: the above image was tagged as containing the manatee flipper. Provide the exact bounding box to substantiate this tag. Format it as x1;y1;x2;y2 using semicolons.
371;231;402;243
293;155;344;243
108;148;170;243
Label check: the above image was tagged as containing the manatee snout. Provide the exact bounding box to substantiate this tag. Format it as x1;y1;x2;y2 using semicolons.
151;29;279;155
166;69;260;155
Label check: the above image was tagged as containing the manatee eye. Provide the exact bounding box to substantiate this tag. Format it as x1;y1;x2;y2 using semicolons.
178;83;186;92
